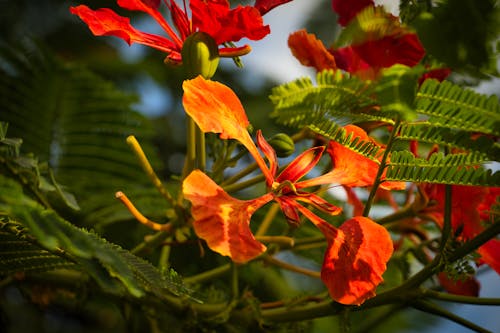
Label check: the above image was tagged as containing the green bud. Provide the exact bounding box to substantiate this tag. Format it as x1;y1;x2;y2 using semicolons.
181;32;220;79
268;133;295;158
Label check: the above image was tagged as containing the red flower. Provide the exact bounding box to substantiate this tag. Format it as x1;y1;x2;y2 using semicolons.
70;0;290;64
182;76;394;304
420;184;500;276
288;5;425;79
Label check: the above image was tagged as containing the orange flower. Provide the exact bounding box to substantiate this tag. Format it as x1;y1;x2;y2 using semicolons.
182;76;394;304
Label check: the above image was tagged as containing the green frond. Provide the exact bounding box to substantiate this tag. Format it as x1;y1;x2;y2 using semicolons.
269;70;390;129
416;79;500;135
0;174;194;301
0;220;75;275
308;122;383;161
386;151;499;186
0;42;161;206
397;123;500;161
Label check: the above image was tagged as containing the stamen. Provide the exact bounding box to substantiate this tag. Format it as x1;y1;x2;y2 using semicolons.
115;191;172;231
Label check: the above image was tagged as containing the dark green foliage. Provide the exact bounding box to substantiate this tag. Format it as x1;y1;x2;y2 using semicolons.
411;0;499;76
0;174;193;300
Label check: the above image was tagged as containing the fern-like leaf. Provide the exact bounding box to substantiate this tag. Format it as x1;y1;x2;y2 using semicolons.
386;151;499;185
269;70;388;128
416;79;500;136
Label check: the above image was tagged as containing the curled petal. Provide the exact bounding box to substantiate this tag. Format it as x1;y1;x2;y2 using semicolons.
182;76;273;183
183;170;273;263
278;146;325;184
70;6;178;55
288;30;337;72
275;196;301;225
256;130;278;182
254;0;293;15
321;216;393;305
294;193;342;216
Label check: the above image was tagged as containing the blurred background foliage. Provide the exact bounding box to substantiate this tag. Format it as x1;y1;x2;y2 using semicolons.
0;0;499;332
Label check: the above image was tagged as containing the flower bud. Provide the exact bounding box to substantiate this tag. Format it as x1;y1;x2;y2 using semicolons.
268;133;295;157
181;32;220;79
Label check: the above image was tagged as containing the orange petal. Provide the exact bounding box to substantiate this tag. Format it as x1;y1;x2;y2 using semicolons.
301;125;405;190
182;76;273;183
183;170;272;263
288;29;337;72
321;216;393;305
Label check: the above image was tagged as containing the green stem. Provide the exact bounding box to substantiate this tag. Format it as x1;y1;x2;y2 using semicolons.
440;184;452;252
196;126;206;171
255;203;280;236
449;221;500;263
223;174;266;193
182;116;197;179
126;135;175;204
184;264;231;285
158;237;172;272
131;230;170;256
220;161;259;187
422;289;500;305
411;299;493;333
363;120;401;217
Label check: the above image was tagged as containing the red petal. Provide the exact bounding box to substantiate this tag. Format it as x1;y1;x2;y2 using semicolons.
332;46;374;78
70;5;179;55
256;130;278;182
288;30;337;72
321;216;393;305
437;273;480;297
332;0;374;26
277;146;324;183
352;34;425;68
294;193;342;216
478;239;500;276
117;0;183;47
183;170;272;263
182;77;273;183
254;0;293;15
191;0;270;44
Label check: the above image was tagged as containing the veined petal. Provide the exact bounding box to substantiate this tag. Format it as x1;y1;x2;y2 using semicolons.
294;193;342;216
256;130;278;181
70;6;179;54
183;170;272;263
288;30;337;72
191;0;270;44
118;0;184;48
254;0;293;15
321;216;393;305
277;146;325;183
182;76;274;183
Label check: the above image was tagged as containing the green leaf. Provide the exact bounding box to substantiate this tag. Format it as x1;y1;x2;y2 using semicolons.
0;174;195;301
385;151;499;186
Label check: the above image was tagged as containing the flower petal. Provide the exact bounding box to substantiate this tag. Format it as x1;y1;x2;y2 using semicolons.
191;0;270;44
321;216;393;305
352;34;425;69
183;170;272;263
70;5;179;55
437;272;480;297
254;0;293;15
182;76;273;183
277;146;325;184
117;0;183;47
288;29;337;72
